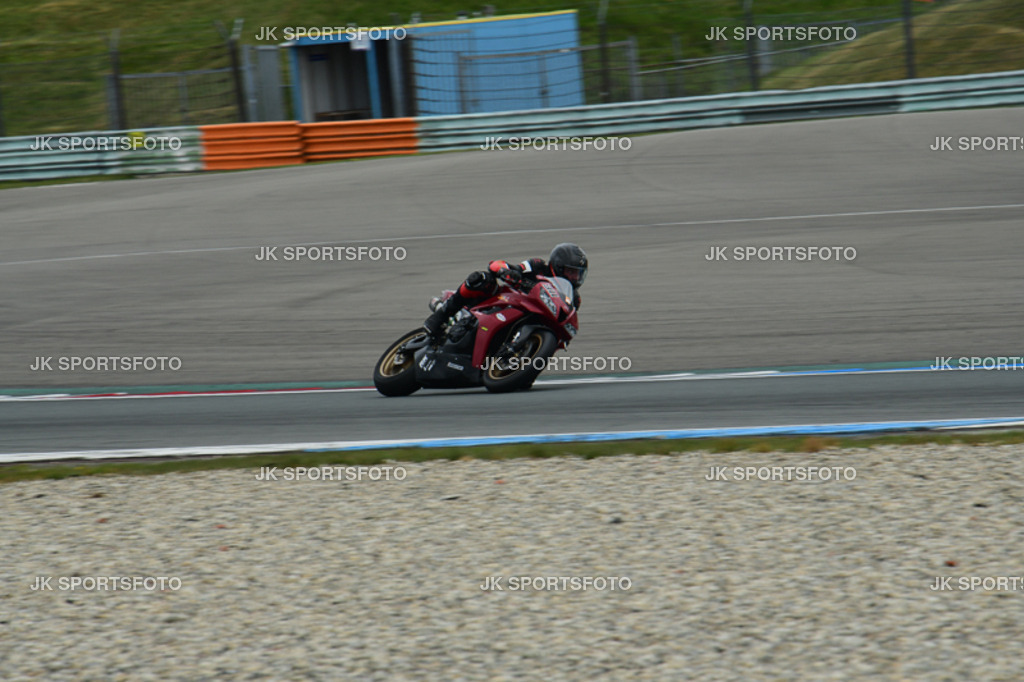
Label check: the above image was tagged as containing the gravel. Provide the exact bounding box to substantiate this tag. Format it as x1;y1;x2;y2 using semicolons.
2;443;1023;681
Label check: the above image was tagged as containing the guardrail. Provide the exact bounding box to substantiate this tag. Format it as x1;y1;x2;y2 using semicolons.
417;69;1024;151
0;128;202;182
3;70;1022;181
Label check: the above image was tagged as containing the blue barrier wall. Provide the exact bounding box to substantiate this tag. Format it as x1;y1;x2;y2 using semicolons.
407;11;583;115
285;11;582;121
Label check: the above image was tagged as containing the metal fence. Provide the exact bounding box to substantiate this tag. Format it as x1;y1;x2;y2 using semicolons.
635;41;856;100
411;38;640;115
574;41;641;105
118;68;240;128
0;32;256;136
407;29;474;116
243;45;287;123
633;2;1023;99
454;41;640;113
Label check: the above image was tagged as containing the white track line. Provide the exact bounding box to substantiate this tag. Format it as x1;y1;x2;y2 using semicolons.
3;202;1024;267
0;366;948;402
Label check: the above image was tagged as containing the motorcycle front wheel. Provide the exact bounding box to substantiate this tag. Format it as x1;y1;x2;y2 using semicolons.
373;329;426;397
482;327;558;393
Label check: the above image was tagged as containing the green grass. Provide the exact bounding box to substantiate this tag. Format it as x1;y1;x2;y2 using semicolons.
764;0;1024;88
0;174;134;190
3;430;1022;484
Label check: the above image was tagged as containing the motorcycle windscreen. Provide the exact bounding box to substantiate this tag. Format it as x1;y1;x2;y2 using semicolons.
548;276;576;309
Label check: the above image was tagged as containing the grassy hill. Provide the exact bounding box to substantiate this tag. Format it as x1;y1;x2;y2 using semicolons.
763;0;1024;88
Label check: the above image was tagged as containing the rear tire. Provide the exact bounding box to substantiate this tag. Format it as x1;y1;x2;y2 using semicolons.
482;328;558;393
373;329;425;397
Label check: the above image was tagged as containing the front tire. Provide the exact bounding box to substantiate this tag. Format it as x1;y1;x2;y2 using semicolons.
373;329;425;397
482;328;558;393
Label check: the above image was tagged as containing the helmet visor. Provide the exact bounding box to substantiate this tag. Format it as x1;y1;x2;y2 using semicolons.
561;265;586;286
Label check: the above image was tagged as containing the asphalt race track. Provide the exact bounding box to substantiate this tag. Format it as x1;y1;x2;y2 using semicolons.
2;368;1024;456
2;107;1023;454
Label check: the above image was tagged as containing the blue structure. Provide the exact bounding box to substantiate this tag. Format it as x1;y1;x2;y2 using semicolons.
284;11;583;121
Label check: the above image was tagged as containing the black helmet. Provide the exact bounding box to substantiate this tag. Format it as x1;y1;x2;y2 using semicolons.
548;243;588;287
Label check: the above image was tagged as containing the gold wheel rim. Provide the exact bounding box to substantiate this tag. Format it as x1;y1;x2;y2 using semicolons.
487;332;544;380
380;333;422;377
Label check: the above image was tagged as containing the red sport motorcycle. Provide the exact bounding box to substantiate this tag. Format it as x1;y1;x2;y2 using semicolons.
373;274;579;396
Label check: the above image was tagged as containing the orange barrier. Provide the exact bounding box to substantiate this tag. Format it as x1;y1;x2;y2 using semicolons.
301;118;418;161
200;122;304;171
199;119;420;170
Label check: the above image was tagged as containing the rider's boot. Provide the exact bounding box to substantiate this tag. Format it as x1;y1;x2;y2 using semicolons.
423;292;466;341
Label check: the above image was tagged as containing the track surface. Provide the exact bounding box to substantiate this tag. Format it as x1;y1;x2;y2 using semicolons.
2;107;1023;389
3;107;1023;454
3;369;1023;454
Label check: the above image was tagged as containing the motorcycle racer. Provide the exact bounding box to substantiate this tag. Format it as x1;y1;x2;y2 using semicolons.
422;243;588;341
